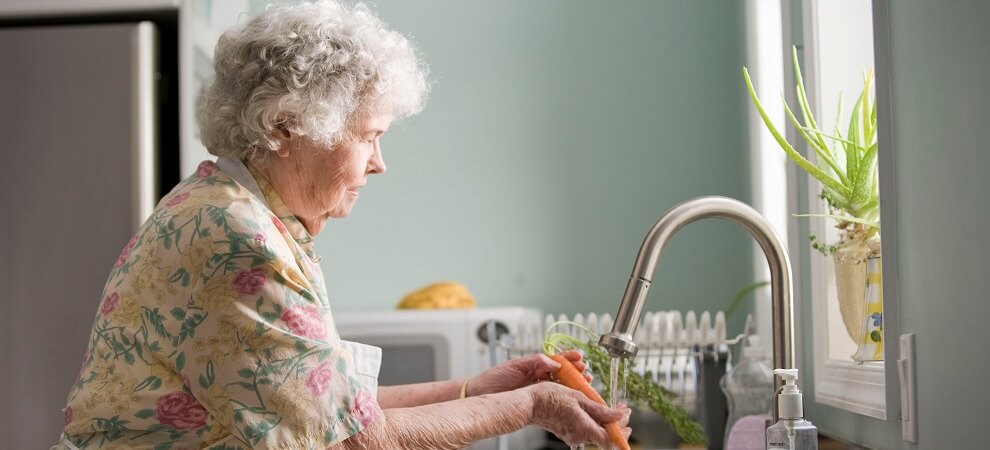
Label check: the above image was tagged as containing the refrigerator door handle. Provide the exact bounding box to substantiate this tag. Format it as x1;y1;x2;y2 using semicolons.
131;21;158;229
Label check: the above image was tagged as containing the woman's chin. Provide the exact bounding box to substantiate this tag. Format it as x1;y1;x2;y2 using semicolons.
303;217;329;236
327;201;356;220
314;210;352;234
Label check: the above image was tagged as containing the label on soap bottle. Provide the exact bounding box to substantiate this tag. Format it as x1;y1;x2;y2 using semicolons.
767;434;788;450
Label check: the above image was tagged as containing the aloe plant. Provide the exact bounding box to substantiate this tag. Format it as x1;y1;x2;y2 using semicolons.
743;47;880;252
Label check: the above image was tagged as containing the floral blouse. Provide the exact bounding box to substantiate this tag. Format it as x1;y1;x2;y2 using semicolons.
60;160;381;450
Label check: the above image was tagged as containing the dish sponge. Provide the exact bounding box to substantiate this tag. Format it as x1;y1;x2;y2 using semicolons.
397;281;477;309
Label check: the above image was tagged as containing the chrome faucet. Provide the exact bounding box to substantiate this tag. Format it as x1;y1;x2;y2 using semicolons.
599;196;795;391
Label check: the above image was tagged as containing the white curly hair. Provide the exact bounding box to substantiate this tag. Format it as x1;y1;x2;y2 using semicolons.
197;0;429;160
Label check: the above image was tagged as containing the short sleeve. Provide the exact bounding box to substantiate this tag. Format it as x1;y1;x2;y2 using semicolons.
151;221;381;449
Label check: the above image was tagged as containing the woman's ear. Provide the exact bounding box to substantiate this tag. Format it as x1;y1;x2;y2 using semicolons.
272;123;293;157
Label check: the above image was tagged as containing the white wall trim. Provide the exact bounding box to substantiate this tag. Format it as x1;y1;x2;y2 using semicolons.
744;0;788;347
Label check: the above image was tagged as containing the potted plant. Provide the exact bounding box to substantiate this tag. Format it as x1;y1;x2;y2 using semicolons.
742;47;882;360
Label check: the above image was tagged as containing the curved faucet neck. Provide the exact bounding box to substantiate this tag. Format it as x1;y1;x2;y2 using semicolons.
599;196;796;380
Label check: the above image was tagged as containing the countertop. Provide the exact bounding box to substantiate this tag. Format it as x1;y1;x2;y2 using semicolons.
557;434;870;450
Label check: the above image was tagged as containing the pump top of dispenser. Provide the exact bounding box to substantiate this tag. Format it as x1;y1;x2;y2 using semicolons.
774;368;798;383
773;368;803;419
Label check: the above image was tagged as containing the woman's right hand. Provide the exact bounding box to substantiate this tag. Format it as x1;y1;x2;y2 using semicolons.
526;382;631;448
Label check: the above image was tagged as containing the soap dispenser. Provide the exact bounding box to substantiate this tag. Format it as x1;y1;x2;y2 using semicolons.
721;335;774;449
766;368;818;450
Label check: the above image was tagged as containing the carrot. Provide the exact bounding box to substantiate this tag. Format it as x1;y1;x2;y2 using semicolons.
549;353;630;450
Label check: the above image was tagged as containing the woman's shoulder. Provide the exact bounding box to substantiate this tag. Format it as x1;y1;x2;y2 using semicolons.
139;161;279;248
161;161;269;219
113;161;287;285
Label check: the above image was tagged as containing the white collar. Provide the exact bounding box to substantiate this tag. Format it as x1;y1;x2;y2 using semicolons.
216;156;270;210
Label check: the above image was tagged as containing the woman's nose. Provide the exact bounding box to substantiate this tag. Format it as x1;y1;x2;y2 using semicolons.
369;147;386;174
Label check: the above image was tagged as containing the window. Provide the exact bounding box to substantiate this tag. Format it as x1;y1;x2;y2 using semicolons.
799;0;886;419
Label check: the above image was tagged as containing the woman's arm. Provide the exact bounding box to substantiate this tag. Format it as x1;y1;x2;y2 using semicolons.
334;382;630;450
376;351;588;408
377;379;463;409
340;387;531;449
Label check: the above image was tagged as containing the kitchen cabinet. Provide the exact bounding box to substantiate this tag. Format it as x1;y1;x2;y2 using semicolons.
782;0;990;448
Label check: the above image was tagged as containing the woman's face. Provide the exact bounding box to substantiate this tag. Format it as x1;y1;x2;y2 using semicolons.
266;101;393;236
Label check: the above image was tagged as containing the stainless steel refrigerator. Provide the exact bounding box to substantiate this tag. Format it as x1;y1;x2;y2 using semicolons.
0;20;179;449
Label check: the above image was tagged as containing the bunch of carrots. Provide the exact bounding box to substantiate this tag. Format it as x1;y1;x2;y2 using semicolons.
544;322;630;450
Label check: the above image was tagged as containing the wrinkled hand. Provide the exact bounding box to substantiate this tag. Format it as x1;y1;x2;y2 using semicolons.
467;350;591;396
527;382;631;448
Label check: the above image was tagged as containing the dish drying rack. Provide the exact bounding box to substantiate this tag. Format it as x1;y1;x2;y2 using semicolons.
499;310;735;416
477;310;748;450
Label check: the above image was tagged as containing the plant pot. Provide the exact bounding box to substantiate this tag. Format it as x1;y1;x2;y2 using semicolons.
852;256;884;361
832;242;872;343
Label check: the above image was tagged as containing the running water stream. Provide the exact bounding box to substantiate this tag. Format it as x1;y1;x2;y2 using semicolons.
608;357;621;408
570;356;624;450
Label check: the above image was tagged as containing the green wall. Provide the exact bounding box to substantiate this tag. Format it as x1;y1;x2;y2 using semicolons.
314;1;755;331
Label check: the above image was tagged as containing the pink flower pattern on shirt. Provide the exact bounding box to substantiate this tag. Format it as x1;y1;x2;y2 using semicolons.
305;362;335;397
233;267;267;295
195;161;216;178
349;390;381;427
100;292;119;316
114;235;138;268
165;192;190;207
272;216;288;233
154;391;207;430
280;305;327;339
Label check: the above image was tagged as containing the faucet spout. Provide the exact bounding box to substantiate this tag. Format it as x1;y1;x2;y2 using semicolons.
599;196;795;379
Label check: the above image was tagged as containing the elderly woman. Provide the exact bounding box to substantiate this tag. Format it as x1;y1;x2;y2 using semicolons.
57;1;629;449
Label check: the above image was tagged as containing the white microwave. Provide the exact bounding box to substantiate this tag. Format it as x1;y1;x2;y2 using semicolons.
334;306;546;450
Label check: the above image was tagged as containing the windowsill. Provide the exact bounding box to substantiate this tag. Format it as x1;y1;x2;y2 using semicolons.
814;359;886;419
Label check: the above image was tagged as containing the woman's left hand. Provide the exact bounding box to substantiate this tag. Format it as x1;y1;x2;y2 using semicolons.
464;350;591;397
